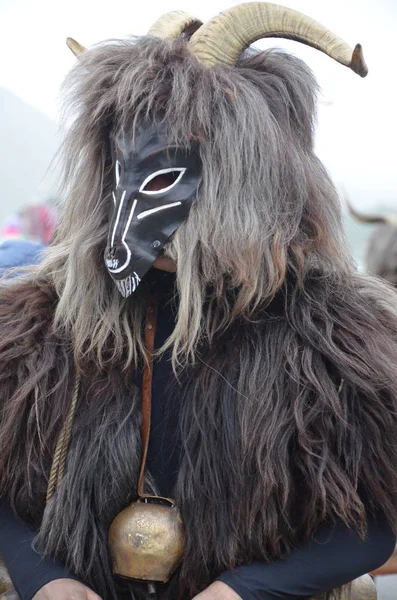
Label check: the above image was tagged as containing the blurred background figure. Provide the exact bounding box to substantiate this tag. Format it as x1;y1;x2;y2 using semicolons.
0;215;22;240
18;203;57;245
0;203;57;276
346;194;397;600
347;199;397;285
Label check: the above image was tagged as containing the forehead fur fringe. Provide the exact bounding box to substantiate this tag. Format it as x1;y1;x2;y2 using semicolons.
46;34;348;369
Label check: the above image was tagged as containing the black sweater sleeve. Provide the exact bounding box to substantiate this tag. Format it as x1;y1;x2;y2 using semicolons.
1;496;395;600
0;498;76;600
217;517;396;600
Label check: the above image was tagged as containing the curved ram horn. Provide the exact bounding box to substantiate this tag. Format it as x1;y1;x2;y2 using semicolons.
148;11;202;39
66;37;86;57
189;2;367;76
346;197;397;225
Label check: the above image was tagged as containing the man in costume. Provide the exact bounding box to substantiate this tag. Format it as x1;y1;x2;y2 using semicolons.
0;4;397;600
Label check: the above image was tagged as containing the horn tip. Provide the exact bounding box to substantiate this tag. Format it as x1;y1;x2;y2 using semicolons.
66;37;76;49
351;43;368;78
66;37;85;57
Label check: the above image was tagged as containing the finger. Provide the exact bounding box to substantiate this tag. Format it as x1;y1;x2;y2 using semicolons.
86;591;102;600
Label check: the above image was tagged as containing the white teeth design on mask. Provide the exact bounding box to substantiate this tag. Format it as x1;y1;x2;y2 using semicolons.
114;272;141;298
106;258;119;269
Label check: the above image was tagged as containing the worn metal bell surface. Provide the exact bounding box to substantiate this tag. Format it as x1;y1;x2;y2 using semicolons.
108;498;185;583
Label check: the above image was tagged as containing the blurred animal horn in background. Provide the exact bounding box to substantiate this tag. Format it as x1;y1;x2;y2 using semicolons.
345;195;397;226
189;2;368;76
66;37;86;57
148;11;203;39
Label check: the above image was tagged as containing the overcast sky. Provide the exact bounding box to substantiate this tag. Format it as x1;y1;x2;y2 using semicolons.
0;0;396;208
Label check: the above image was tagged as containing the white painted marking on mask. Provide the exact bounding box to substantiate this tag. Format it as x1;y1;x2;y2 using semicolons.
136;201;182;220
111;189;126;248
106;258;119;269
115;272;141;297
107;198;137;274
115;160;121;187
123;199;138;240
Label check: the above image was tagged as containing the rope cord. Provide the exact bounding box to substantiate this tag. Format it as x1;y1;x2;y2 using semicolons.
46;375;80;503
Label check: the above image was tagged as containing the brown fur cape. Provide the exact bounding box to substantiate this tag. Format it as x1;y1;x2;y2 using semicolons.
1;270;397;600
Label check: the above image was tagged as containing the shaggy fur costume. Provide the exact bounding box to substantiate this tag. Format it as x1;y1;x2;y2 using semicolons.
1;36;397;600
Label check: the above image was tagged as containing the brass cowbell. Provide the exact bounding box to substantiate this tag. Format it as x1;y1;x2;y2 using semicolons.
108;294;185;585
109;496;184;583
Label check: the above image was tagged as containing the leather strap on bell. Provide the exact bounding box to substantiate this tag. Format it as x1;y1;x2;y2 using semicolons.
108;292;184;587
137;293;158;499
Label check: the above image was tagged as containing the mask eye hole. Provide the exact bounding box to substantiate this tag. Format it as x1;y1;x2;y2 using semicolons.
140;168;186;195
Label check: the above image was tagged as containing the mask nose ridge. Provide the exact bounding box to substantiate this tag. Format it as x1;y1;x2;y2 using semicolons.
105;242;131;274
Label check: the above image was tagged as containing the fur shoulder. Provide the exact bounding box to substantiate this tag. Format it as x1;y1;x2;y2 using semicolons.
0;280;58;359
0;281;71;508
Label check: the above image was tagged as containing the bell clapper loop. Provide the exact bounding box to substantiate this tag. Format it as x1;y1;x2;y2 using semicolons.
147;582;157;597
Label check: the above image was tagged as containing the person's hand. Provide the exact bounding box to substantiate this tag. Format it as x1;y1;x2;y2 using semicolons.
32;578;102;600
192;581;242;600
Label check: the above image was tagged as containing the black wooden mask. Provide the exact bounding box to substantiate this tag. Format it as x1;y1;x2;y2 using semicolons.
105;123;202;297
